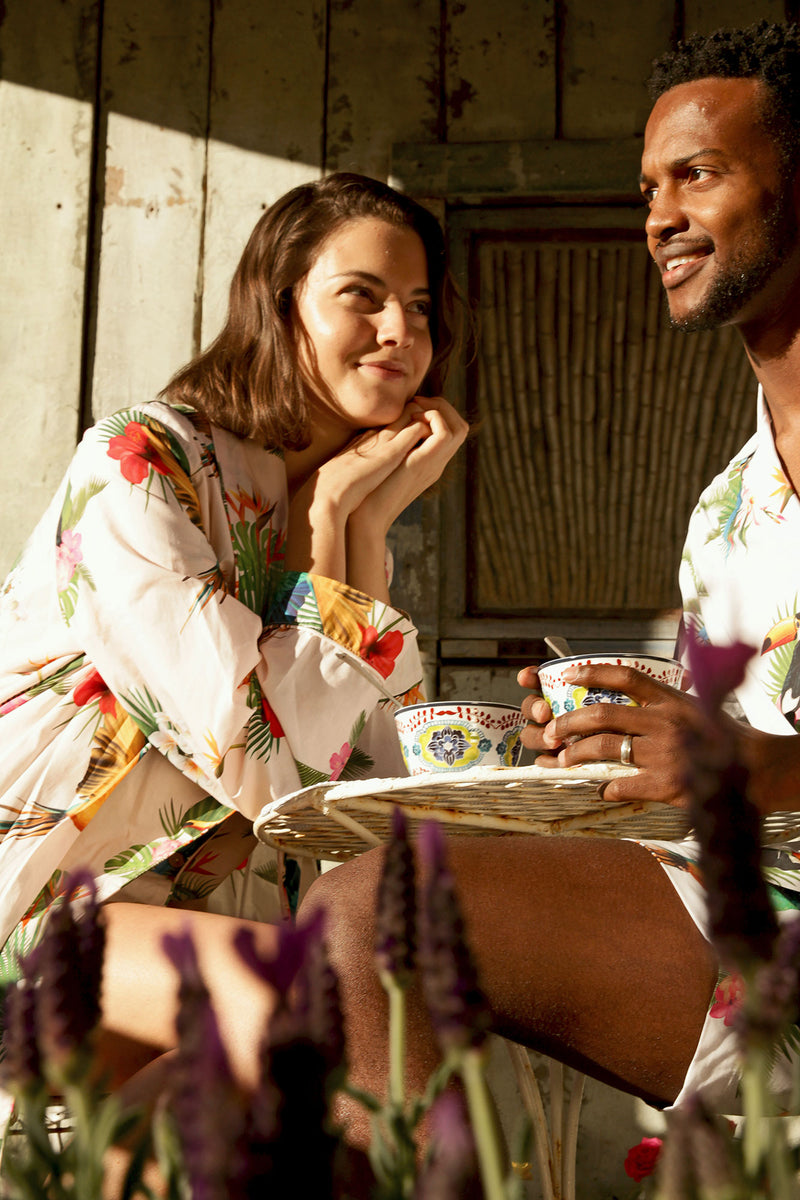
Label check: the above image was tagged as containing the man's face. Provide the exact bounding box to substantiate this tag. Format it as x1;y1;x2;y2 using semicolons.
640;77;800;333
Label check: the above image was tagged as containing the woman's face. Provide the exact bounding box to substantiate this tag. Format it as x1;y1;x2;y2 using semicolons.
292;216;434;433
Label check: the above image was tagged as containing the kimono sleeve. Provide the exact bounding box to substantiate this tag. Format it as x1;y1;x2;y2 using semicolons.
57;408;265;806
253;569;423;795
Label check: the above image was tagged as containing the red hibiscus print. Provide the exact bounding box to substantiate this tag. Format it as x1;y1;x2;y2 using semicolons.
73;668;117;715
623;1136;663;1182
359;625;403;679
261;698;285;739
709;972;745;1026
107;421;171;485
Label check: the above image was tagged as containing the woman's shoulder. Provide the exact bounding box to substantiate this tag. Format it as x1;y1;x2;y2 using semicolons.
75;400;218;469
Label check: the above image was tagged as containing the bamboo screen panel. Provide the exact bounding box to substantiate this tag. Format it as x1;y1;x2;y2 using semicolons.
470;236;756;615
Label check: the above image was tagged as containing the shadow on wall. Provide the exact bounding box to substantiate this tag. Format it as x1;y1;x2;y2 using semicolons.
0;1;327;165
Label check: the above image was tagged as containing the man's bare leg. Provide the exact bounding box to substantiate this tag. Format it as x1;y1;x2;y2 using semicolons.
301;834;717;1147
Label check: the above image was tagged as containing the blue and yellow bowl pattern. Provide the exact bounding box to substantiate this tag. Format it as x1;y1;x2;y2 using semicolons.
395;702;526;776
538;654;685;717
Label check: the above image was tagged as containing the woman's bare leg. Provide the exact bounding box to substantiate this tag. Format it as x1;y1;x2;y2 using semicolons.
97;903;282;1091
92;905;284;1198
301;834;717;1145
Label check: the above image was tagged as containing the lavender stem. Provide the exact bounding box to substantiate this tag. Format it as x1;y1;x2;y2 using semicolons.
460;1047;507;1200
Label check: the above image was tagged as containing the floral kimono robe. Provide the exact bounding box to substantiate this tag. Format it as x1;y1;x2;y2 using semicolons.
0;401;423;979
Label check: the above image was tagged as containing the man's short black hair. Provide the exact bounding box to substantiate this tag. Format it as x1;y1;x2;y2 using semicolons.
649;20;800;176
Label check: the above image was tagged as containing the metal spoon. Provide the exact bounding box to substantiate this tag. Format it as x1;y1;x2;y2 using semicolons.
544;635;573;659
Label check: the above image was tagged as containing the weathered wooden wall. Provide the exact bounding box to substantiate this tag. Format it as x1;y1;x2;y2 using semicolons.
2;0;793;580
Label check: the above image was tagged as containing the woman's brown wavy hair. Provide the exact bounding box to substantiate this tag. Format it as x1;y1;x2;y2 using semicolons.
162;172;463;449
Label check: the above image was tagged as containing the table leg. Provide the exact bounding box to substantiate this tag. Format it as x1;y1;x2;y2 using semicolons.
505;1041;585;1200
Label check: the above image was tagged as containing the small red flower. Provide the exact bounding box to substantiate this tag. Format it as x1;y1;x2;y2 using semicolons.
107;421;171;485
359;625;403;679
709;972;745;1026
261;697;285;739
73;668;116;715
623;1136;663;1182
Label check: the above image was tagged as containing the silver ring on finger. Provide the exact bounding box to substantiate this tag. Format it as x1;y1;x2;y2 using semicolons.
620;733;634;766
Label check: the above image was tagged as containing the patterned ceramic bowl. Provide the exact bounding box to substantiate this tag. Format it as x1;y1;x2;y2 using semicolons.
394;701;526;776
537;653;685;717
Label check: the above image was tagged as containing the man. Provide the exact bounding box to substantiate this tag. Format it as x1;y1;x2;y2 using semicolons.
302;20;800;1130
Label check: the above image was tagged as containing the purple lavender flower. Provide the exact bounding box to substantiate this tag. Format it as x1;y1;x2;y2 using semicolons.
2;975;42;1094
232;989;337;1195
415;1090;477;1200
374;806;416;987
226;908;343;1194
162;929;246;1200
35;874;106;1081
743;912;800;1051
233;906;325;998
689;749;778;969
685;634;755;716
292;919;347;1083
682;637;777;968
417;821;490;1053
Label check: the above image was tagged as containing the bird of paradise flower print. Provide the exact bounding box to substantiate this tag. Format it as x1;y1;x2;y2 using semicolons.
243;672;285;764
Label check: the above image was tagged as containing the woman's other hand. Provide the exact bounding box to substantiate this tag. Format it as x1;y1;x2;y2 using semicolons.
285;397;467;596
345;396;467;598
349;396;468;531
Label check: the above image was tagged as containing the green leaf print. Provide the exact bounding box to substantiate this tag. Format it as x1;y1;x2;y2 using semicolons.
264;567;323;631
230;515;276;617
58;562;97;625
246;711;278;762
0;920;43;985
349;710;366;744
254;860;279;885
773;1021;800;1068
295;759;330;788
701;462;747;551
339;745;374;781
122;685;165;739
158;794;230;839
337;711;375;780
24;654;86;699
104;844;156;880
60;477;108;531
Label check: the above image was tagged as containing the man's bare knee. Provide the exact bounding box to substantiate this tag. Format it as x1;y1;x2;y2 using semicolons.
301;848;386;964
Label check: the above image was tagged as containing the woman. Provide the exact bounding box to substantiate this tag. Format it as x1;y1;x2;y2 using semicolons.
0;172;468;1093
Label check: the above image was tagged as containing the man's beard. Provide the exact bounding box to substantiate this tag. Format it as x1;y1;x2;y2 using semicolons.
668;187;798;333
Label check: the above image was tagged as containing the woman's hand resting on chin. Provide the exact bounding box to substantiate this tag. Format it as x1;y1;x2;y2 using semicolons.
286;397;468;599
